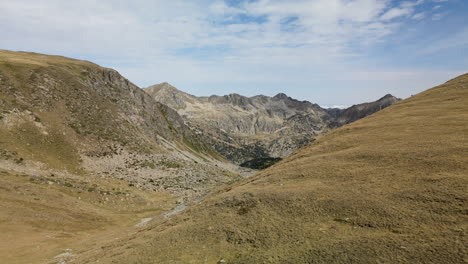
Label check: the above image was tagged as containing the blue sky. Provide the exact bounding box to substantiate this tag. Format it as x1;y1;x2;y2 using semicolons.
1;0;467;106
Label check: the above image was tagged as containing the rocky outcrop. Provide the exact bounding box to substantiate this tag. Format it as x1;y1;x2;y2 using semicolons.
145;83;400;167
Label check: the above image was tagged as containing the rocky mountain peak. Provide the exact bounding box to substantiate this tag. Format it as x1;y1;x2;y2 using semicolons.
219;93;251;107
144;82;191;110
273;93;289;100
379;94;399;101
146;82;180;94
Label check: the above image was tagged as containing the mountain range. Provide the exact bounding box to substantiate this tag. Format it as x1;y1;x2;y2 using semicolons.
145;82;400;168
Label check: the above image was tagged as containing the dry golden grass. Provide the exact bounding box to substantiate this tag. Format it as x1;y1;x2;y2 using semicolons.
0;169;177;264
0;49;110;172
0;49;97;67
76;74;468;263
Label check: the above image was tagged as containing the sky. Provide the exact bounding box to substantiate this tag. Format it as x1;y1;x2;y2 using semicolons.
1;0;467;106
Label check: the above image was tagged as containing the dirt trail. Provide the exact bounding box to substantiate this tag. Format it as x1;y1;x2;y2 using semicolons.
135;168;256;228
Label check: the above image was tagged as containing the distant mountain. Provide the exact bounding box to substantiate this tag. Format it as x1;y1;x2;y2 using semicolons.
145;83;399;167
327;94;401;127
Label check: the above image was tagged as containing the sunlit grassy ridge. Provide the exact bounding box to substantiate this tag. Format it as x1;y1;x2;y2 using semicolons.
78;74;468;263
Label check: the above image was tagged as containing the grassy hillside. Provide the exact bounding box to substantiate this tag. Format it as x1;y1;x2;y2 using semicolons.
78;74;468;263
0;50;240;263
0;168;177;264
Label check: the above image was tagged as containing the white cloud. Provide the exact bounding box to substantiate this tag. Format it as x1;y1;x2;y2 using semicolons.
432;12;448;20
380;0;424;20
400;0;424;8
412;12;426;20
381;7;412;20
0;0;426;63
321;105;349;109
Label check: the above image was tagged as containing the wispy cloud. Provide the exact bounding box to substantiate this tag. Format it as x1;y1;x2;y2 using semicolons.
419;27;468;54
412;12;426;20
381;0;424;20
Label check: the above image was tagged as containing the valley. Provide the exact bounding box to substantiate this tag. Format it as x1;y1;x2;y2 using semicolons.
76;72;468;264
0;50;466;264
2;0;467;263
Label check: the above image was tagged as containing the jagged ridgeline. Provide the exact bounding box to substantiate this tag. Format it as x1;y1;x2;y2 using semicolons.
0;50;221;173
145;82;400;168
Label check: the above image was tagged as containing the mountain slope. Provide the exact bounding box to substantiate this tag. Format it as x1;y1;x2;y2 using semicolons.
81;73;468;263
145;83;399;167
0;51;210;160
0;50;245;263
0;50;234;194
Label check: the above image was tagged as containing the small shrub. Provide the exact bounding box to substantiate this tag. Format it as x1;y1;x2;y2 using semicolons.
159;160;182;169
141;161;156;169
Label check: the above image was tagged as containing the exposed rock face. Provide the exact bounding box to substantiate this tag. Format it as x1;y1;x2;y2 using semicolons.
0;50;240;197
145;83;400;165
146;83;328;135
